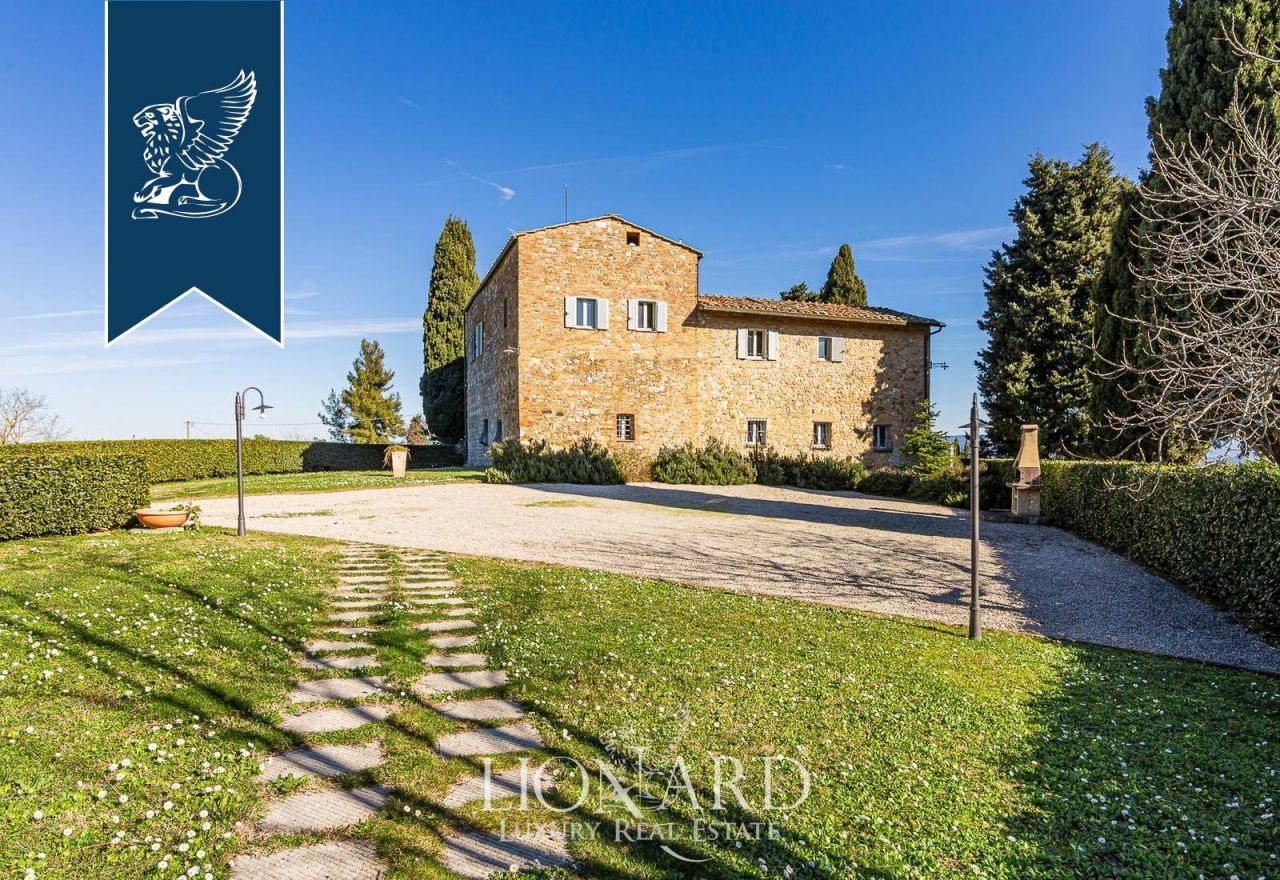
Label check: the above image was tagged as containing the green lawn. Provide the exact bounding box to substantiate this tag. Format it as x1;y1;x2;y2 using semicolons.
0;529;339;880
150;467;485;501
2;532;1277;880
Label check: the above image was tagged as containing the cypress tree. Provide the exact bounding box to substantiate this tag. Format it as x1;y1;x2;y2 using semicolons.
820;244;868;307
977;144;1125;456
421;216;478;442
1087;0;1280;456
343;338;405;444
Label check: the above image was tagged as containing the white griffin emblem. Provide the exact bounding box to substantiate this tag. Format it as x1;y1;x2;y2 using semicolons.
131;70;257;220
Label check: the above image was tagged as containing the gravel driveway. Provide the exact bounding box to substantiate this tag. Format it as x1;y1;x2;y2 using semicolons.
198;481;1280;674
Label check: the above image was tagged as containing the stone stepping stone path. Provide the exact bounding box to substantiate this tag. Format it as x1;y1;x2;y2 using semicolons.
431;698;525;722
280;704;398;735
233;544;571;880
435;721;544;758
442;766;553;808
414;669;510;695
289;676;390;703
422;652;489;668
306;639;374;653
258;785;392;833
416;618;475;632
439;827;572;879
326;624;378;636
430;633;478;649
232;841;384;880
328;609;378;622
299;654;378;672
257;742;386;782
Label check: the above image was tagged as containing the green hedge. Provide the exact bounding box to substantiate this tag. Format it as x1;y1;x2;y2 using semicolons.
855;459;1013;509
486;438;625;484
1039;461;1280;634
0;440;462;483
652;440;756;485
0;454;149;540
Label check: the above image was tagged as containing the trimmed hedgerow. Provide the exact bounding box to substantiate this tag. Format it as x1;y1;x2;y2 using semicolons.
486;438;625;484
1039;460;1280;635
749;448;866;490
0;454;149;540
652;439;755;485
855;459;1014;510
0;440;461;483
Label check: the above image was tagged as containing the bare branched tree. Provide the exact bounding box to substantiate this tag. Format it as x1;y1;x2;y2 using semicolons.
0;387;70;445
1098;97;1280;464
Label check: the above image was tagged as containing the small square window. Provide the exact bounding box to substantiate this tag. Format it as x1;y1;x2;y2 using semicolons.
616;413;635;442
636;301;656;331
746;419;768;447
746;330;767;358
575;297;598;329
813;422;832;449
873;424;892;451
818;337;833;361
626;230;640;246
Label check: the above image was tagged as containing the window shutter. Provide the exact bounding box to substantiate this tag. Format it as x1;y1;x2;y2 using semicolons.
655;301;668;332
564;297;574;328
627;299;638;330
832;337;845;362
597;298;610;330
736;328;749;359
766;330;779;361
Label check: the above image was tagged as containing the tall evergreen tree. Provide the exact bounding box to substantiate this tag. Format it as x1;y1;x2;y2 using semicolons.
420;216;478;442
977;144;1126;456
1088;0;1280;456
405;414;429;445
820;244;868;307
343;338;405;444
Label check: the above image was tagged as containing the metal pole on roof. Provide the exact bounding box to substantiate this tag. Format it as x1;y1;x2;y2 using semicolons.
564;184;568;222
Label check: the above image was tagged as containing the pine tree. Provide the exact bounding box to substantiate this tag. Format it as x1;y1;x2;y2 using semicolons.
317;389;351;441
819;244;868;307
901;400;953;475
421;216;478;442
977;144;1126;456
343;338;405;444
405;414;428;445
779;282;818;302
1088;0;1280;457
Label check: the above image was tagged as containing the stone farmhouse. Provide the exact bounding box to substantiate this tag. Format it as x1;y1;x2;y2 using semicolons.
463;215;943;468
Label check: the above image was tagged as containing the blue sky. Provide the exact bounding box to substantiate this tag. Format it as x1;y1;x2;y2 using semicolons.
0;1;1169;440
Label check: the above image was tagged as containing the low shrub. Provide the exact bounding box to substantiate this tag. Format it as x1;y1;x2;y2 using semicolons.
0;439;462;483
856;467;915;498
0;454;149;540
652;439;755;485
487;438;626;484
786;455;866;490
1039;460;1280;635
856;459;1014;510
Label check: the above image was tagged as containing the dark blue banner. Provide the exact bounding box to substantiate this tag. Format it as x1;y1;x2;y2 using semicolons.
106;0;282;344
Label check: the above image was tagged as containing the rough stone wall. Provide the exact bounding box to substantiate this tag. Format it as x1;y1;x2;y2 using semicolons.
513;217;704;461
463;246;519;466
692;311;929;464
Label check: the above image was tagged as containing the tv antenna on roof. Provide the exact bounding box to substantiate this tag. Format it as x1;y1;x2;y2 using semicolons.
563;184;568;222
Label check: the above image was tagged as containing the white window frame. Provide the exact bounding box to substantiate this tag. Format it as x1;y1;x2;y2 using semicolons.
817;335;845;362
746;329;767;359
627;299;668;332
473;322;484;359
616;413;635;442
818;336;832;361
746;419;768;447
565;296;610;330
813;421;832;450
873;424;892;451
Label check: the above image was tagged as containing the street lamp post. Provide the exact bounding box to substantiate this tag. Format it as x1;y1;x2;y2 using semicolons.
234;386;272;536
959;393;990;641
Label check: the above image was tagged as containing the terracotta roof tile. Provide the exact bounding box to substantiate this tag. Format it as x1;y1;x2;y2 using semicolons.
697;295;942;327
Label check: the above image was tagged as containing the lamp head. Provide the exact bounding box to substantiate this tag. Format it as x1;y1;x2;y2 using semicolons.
254;403;272;419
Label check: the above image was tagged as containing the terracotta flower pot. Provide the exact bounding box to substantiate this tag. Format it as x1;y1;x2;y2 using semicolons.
134;509;191;529
390;450;408;478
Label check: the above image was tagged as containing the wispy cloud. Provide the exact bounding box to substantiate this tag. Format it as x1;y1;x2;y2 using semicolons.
0;352;224;379
492;144;758;177
461;171;516;203
859;225;1010;254
286;289;320;301
11;307;101;321
398;96;421;110
286;317;421;341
